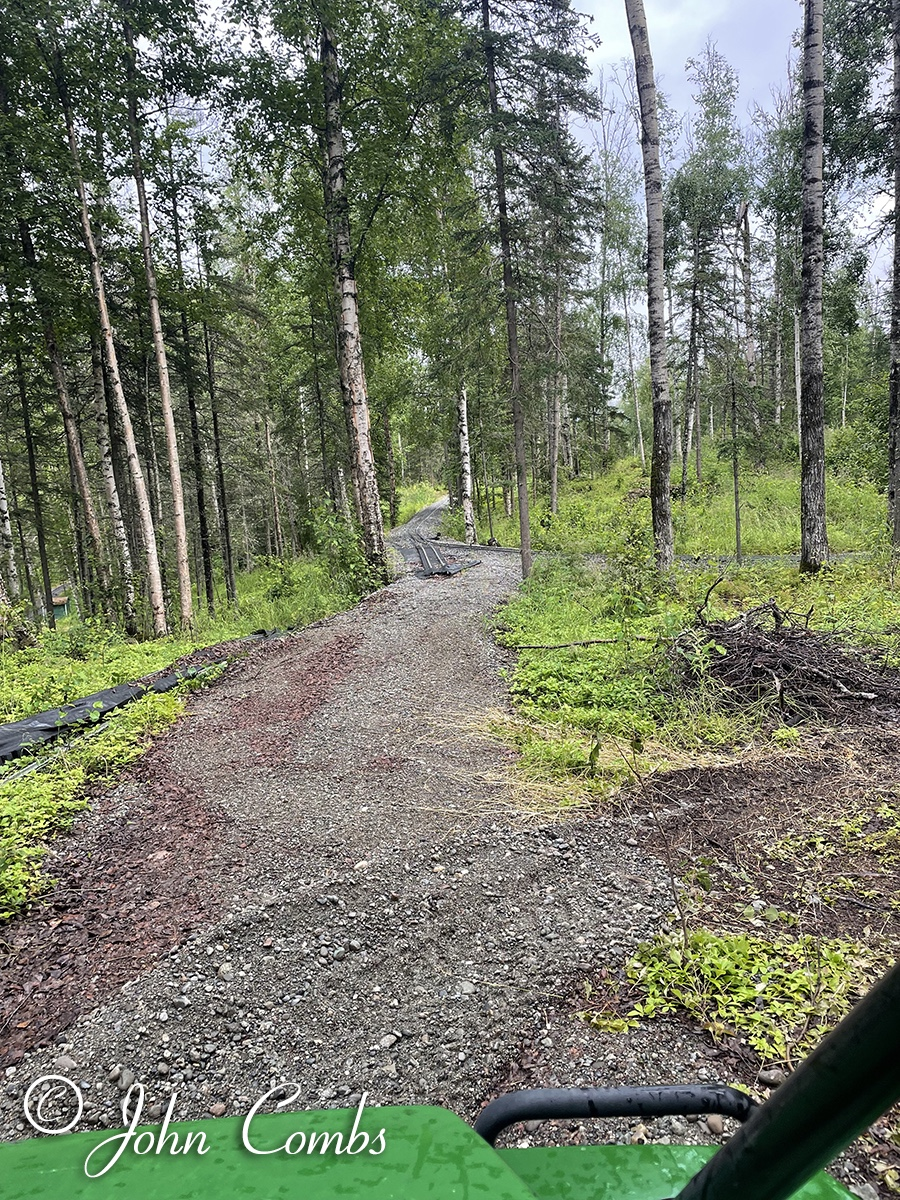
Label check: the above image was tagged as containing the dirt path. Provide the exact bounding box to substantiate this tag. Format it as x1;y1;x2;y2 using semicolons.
0;507;748;1151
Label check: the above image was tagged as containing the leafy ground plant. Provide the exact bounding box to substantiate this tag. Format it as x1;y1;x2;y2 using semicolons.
582;929;883;1066
0;689;186;918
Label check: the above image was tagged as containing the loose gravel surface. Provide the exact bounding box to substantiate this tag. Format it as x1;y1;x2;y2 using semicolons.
0;503;880;1195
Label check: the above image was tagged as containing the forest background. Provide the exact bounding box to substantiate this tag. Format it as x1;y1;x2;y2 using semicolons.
3;3;900;1135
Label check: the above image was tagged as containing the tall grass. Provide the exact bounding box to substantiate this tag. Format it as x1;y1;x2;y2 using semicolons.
444;455;886;558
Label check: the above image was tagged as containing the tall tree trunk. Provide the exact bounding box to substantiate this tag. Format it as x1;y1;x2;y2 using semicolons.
52;42;167;635
123;19;192;625
0;452;19;600
16;350;54;628
482;0;533;578
457;385;477;544
731;376;742;565
202;322;237;606
890;0;900;539
320;23;386;579
794;306;803;446
625;0;674;570
799;0;829;571
549;273;563;512
382;407;399;527
168;156;214;615
263;413;284;557
774;272;784;425
682;244;700;496
91;338;138;634
739;200;759;426
14;215;111;609
619;269;646;467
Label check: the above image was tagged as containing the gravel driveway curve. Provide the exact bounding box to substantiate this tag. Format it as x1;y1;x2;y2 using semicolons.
0;502;682;1145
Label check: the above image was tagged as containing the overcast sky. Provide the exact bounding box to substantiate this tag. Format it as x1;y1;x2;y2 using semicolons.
580;0;803;120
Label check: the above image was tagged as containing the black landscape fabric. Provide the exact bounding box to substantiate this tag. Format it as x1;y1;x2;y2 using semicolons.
0;628;284;766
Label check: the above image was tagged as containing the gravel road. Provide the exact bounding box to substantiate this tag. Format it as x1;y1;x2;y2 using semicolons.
0;503;846;1170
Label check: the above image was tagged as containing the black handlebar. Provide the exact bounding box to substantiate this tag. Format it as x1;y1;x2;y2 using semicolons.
474;1084;757;1146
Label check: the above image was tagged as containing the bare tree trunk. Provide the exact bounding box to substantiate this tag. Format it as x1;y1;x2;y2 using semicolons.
625;0;674;570
457;385;477;544
731;376;742;566
739;201;759;428
794;307;803;447
890;0;900;539
263;413;284;556
45;323;110;605
12;205;110;608
15;349;54;628
549;274;563;512
774;275;784;425
167;148;214;615
482;0;533;578
52;42;167;635
203;322;237;605
91;338;137;633
0;452;19;600
320;23;386;579
799;0;829;572
123;18;192;626
619;270;646;467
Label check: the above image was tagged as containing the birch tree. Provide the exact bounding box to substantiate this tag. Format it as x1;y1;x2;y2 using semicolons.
624;0;674;570
122;14;194;626
799;0;829;571
320;21;386;580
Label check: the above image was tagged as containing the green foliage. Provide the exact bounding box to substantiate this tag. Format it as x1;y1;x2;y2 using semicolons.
0;552;356;724
463;458;886;558
621;930;880;1063
393;482;444;528
0;691;184;919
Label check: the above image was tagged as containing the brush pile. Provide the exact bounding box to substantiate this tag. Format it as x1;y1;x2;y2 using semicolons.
673;599;900;715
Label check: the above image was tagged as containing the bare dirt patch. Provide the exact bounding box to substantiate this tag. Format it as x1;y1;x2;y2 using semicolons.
623;724;900;946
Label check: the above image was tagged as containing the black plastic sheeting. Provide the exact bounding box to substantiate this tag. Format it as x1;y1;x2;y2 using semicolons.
0;623;304;767
0;668;209;766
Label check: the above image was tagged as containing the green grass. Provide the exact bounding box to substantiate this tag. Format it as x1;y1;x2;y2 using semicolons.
496;552;900;779
392;481;444;527
1;554;356;724
443;454;887;558
0;688;188;919
582;929;883;1065
489;466;900;1068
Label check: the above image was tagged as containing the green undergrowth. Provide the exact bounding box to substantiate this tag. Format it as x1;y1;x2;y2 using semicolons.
0;687;191;919
392;481;444;527
494;548;900;801
581;929;883;1065
0;552;358;724
444;455;885;558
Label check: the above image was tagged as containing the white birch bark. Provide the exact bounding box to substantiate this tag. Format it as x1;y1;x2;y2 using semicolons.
625;0;674;569
0;452;19;600
457;386;477;545
56;54;167;635
91;338;137;633
124;20;193;626
320;24;386;578
799;0;829;570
